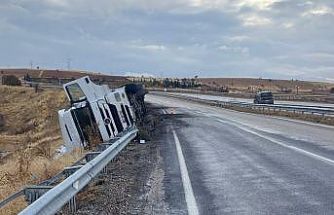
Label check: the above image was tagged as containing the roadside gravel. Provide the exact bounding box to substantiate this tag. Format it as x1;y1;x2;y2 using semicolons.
61;105;167;215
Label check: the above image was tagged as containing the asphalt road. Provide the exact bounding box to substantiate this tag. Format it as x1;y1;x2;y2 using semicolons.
168;92;334;108
147;94;334;215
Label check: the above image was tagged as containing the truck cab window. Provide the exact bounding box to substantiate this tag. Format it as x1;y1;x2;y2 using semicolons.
66;83;86;103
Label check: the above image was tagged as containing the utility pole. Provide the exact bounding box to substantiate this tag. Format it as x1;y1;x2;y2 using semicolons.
29;61;33;69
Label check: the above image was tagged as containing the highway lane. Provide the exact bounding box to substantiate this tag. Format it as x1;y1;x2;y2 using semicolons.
168;92;334;108
147;94;334;214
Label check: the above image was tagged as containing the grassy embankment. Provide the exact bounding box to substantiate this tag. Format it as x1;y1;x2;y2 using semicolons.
0;86;82;215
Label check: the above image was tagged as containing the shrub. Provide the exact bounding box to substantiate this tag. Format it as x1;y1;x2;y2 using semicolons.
0;114;4;131
2;75;21;86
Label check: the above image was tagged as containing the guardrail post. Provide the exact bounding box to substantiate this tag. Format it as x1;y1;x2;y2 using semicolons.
68;195;77;213
63;165;84;178
85;152;101;162
98;143;113;151
24;186;53;205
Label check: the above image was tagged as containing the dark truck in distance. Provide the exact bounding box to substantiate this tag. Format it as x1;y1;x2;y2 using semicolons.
254;91;274;104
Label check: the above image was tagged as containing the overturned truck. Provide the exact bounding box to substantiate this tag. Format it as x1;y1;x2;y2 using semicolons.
58;76;146;149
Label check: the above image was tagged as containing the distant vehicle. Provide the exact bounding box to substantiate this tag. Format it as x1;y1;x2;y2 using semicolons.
254;91;274;104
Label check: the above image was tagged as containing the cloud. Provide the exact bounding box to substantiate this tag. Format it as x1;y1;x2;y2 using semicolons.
43;0;70;7
282;22;294;29
0;0;333;81
224;35;251;42
302;5;334;17
218;45;250;55
304;52;334;60
234;0;282;11
130;44;167;51
239;14;272;26
0;18;19;33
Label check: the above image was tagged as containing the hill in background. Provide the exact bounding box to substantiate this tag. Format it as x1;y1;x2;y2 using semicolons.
0;68;130;87
199;78;334;94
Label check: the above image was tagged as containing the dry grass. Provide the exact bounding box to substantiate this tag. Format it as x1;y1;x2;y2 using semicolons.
199;78;334;93
0;149;83;215
220;105;334;126
0;85;83;214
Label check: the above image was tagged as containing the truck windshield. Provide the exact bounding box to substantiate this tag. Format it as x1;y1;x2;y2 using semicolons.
66;83;86;103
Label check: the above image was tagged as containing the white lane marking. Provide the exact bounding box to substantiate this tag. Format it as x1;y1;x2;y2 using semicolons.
217;119;334;165
172;129;199;215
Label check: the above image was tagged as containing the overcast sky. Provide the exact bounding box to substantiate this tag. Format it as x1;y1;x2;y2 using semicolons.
0;0;333;81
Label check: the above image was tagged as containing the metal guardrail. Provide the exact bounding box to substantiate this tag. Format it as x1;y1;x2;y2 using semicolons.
215;100;334;116
0;128;138;215
153;92;334;117
19;127;137;215
0;190;25;209
0;151;104;209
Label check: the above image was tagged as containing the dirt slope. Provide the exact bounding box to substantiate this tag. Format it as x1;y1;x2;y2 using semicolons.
0;86;81;215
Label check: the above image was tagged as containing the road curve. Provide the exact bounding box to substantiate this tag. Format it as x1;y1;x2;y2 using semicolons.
168;92;334;108
147;94;334;215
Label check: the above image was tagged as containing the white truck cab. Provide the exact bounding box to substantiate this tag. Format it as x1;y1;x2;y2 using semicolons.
58;76;135;149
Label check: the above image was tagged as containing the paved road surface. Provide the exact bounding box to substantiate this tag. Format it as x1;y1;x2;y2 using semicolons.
147;94;334;215
168;92;334;108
